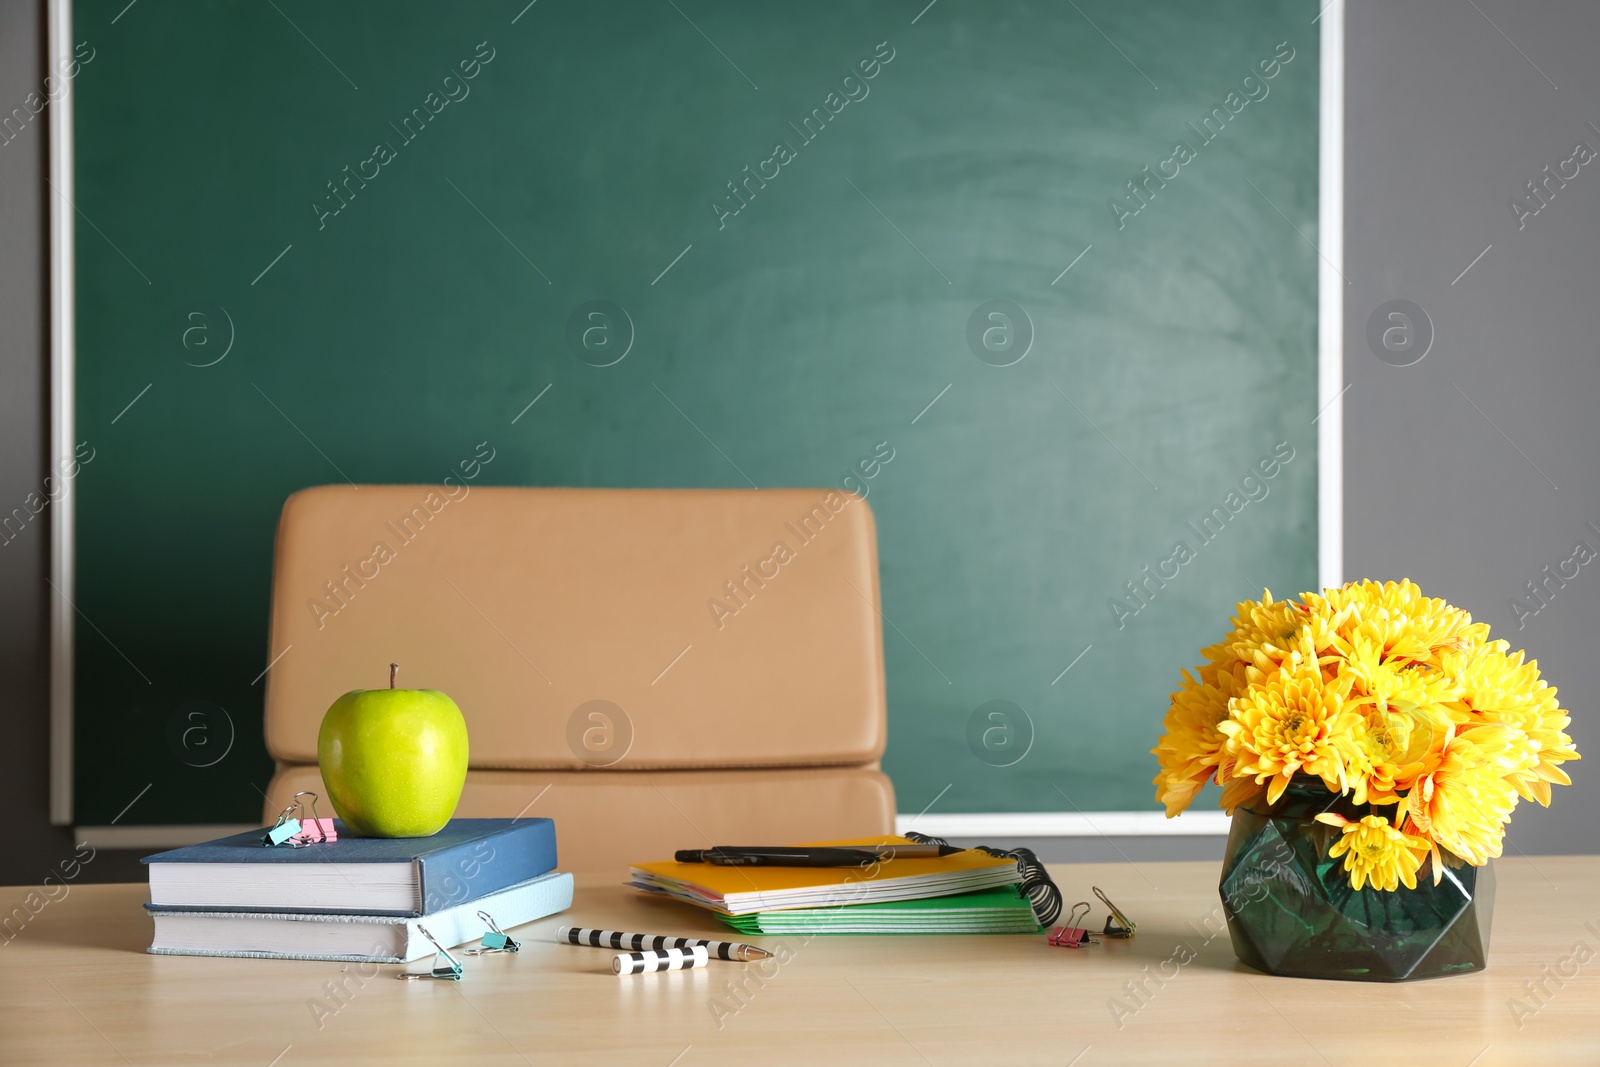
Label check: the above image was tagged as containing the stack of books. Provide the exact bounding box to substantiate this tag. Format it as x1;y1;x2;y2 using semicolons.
630;837;1040;934
143;819;571;962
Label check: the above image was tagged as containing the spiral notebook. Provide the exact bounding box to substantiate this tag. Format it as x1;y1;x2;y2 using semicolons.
629;836;1024;916
718;887;1041;935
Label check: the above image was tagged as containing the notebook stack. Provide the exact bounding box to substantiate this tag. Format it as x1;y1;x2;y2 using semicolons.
143;818;571;962
630;837;1041;934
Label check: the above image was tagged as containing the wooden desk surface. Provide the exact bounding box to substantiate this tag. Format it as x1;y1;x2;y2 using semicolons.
2;859;1596;1066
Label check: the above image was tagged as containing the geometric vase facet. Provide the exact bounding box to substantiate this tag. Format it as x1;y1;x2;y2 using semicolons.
1219;781;1494;982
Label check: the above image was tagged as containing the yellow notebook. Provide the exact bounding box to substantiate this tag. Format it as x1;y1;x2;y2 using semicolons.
629;837;1023;915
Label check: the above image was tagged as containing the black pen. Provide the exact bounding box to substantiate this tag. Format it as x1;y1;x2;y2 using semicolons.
675;844;965;866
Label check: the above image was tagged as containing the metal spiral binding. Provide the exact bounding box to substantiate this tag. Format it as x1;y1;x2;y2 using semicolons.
904;831;1063;928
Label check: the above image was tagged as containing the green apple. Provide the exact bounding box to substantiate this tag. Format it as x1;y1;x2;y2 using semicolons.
317;663;469;837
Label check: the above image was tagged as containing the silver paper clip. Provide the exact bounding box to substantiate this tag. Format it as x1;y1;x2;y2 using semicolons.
397;925;464;981
261;804;302;847
1094;886;1136;939
463;911;520;956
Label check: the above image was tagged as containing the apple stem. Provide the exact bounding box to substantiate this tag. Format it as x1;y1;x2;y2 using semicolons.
390;662;398;689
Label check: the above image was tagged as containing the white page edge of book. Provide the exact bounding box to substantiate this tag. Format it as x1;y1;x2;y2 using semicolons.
147;861;422;913
148;872;574;962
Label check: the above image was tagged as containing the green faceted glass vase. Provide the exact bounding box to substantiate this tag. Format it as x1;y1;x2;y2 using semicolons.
1219;781;1495;982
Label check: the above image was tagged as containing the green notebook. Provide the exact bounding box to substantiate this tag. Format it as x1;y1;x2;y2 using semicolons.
717;887;1041;935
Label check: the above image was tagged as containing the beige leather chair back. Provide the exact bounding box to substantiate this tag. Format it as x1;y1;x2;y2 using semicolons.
262;485;895;871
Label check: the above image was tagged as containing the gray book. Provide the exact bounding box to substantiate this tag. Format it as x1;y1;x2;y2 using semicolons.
147;871;572;962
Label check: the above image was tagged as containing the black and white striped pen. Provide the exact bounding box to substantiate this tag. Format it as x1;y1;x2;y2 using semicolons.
557;925;774;962
614;946;708;975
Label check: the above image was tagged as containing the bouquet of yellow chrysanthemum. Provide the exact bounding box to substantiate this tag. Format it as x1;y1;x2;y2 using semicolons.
1153;580;1579;892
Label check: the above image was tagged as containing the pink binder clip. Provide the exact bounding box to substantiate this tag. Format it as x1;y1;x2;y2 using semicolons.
289;792;337;845
1048;903;1096;948
295;818;337;844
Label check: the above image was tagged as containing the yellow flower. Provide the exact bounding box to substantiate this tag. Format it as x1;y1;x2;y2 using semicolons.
1339;702;1451;806
1152;580;1579;892
1218;666;1359;804
1312;580;1485;665
1448;641;1580;805
1152;661;1248;816
1315;813;1430;891
1209;593;1306;674
1336;659;1456;804
1217;769;1267;814
1407;727;1520;868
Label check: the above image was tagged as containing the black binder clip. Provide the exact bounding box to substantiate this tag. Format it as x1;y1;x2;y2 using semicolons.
463;911;521;956
397;925;464;981
1094;886;1136;939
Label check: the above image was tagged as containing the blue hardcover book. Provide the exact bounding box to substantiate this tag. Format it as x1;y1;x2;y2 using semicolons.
143;818;556;916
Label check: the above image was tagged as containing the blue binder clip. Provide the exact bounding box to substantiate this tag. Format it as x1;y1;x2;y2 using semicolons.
463;911;520;956
398;925;464;981
261;804;302;847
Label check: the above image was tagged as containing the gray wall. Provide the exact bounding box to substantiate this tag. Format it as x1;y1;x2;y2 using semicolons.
1;1;145;887
1;1;143;885
1344;0;1598;856
0;1;1595;882
2;2;68;879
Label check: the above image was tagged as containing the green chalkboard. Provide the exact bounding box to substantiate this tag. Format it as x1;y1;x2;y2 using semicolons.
72;0;1318;824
